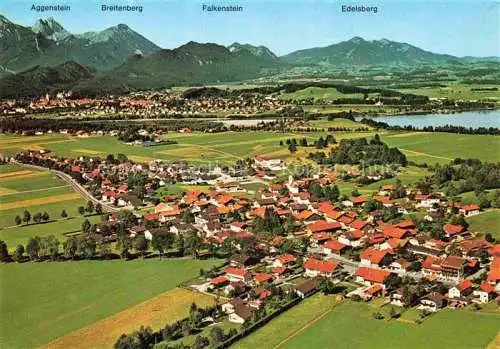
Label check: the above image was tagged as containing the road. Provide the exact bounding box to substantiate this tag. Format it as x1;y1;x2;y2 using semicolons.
12;161;123;213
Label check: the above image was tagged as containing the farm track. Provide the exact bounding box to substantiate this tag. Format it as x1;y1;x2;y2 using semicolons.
11;161;123;213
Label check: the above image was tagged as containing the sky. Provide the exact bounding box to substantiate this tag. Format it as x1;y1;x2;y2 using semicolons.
1;0;499;57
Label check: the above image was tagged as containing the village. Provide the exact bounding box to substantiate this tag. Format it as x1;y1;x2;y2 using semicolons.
12;147;500;338
0;90;285;117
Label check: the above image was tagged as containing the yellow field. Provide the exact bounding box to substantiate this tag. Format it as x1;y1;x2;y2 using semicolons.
487;332;500;349
0;170;33;178
0;171;49;181
0;193;81;210
0;187;18;195
72;149;105;155
127;155;158;163
387;132;420;138
42;288;217;349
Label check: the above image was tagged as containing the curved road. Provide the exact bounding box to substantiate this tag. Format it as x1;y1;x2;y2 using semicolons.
12;161;123;213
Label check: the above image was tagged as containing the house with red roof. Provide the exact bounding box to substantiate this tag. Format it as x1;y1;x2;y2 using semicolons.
380;225;412;239
225;267;250;282
210;275;229;288
304;258;340;278
378;184;395;196
323;239;348;255
443;224;467;239
308;220;342;234
272;254;296;268
310;232;330;247
338;229;366;248
472;283;497;303
415;193;442;208
254;273;273;284
349;220;370;231
459;204;480;217
102;190;118;203
356;267;392;288
343;196;369;207
230;221;247;232
375;196;393;207
448;279;474;299
360;248;393;268
422;255;466;282
487;257;500;287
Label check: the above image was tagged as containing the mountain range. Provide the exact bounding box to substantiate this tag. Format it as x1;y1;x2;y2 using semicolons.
0;15;160;75
0;16;497;97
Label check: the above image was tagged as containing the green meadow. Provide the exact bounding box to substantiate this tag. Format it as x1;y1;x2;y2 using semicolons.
382;131;500;164
467;209;500;239
0;259;222;349
236;298;500;349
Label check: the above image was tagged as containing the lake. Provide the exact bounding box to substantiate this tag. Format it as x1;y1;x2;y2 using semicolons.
358;110;500;128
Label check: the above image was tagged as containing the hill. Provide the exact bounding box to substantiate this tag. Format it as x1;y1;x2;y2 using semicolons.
72;41;282;95
228;42;278;59
282;37;459;66
0;16;160;73
0;61;94;98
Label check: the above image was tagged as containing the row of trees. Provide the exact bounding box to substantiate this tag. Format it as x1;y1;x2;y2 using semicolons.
14;210;50;226
14;201;102;226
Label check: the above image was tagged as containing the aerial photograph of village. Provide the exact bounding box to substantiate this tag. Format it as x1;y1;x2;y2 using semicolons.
0;0;499;348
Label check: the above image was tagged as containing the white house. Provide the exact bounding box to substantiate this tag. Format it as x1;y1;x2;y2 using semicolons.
472;283;496;303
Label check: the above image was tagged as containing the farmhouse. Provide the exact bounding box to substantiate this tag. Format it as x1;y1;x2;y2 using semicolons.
419;293;447;312
355;267;391;287
459;204;481;217
304;258;340;278
448;279;474;299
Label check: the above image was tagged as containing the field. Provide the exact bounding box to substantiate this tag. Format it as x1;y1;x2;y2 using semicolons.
382;132;500;164
0;163;92;249
235;297;500;349
0;259;222;349
395;83;500;101
279;87;366;100
0;215;102;250
43;288;217;349
2;127;498;169
467;209;500;239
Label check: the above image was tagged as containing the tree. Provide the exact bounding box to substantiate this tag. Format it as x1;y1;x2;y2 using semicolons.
193;335;209;349
485;233;495;243
13;244;24;262
26;237;41;260
61;209;68;218
41;235;60;260
175;234;185;257
182;209;195;223
81;219;92;236
78;206;85;215
63;237;79;260
42;212;50;222
14;215;21;226
77;235;96;259
117;234;132;259
185;232;202;258
86;200;95;214
23;210;31;225
134;235;149;257
210;326;225;343
152;232;175;259
114;334;139;349
95;203;103;215
33;212;42;224
0;240;8;262
97;241;111;259
288;142;297;153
